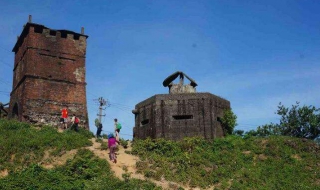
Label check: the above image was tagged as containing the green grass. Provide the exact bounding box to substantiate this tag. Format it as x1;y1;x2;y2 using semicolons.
0;119;160;189
131;136;320;189
0;149;160;190
1;119;320;189
119;138;129;148
0;119;94;172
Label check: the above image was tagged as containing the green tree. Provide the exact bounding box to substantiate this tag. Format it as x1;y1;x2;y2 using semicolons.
249;102;320;140
220;109;238;135
254;123;282;137
277;102;320;139
233;129;244;136
243;129;259;138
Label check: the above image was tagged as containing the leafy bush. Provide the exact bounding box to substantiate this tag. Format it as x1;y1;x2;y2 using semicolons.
100;141;108;150
220;109;238;135
119;138;128;148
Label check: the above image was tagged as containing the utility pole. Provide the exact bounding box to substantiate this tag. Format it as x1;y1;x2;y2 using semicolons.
97;97;107;124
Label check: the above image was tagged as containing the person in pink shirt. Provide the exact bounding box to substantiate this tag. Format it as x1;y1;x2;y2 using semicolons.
108;133;119;163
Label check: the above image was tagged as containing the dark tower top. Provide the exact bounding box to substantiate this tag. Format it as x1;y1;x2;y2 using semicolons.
13;23;88;53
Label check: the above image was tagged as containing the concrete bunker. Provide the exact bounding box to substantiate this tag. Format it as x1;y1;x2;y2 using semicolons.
132;71;231;141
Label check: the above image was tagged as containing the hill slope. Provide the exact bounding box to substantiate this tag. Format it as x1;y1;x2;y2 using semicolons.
0;119;319;189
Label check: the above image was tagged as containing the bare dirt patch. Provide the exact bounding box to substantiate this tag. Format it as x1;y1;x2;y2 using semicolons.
40;149;78;169
261;139;268;149
291;154;301;161
0;169;8;178
258;154;268;161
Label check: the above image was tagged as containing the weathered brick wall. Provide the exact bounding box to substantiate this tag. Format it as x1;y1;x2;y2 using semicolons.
24;49;86;83
9;22;89;129
133;93;230;141
9;81;25;120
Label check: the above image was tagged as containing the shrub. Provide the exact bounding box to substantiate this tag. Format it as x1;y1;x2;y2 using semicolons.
119;138;128;148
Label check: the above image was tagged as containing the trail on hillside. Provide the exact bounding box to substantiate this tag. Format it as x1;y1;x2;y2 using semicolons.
86;138;202;190
26;131;211;190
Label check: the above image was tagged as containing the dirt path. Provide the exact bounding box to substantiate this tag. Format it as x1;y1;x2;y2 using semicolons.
2;134;209;189
87;138;195;190
86;139;144;179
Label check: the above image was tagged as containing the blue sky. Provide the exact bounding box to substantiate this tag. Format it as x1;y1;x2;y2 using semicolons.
0;0;319;139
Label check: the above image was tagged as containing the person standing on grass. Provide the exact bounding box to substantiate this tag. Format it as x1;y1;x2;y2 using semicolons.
70;114;79;132
60;106;68;129
114;118;121;140
108;133;119;163
114;118;121;132
95;118;103;138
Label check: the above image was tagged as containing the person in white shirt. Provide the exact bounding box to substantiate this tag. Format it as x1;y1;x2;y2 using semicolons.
70;114;79;132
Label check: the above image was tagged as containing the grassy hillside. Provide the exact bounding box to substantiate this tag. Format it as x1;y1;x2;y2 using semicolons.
0;119;159;190
0;119;319;189
131;136;320;189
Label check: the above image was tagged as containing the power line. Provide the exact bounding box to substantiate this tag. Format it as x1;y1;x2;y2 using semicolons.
91;98;276;133
0;94;10;96
86;91;99;98
110;104;131;112
0;45;11;53
101;129;133;137
111;104;132;111
0;81;7;85
98;120;133;137
109;102;132;109
0;78;10;85
99;115;133;132
0;60;12;68
109;104;133;116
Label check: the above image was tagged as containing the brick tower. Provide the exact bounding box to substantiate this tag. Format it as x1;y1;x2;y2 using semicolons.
9;16;89;129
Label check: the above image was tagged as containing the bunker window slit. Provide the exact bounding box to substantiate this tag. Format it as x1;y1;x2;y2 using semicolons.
172;115;193;120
